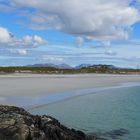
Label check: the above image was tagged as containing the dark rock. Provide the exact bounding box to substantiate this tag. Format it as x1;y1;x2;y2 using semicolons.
0;105;96;140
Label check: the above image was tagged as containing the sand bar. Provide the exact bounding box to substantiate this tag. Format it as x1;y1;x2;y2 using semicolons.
0;74;140;97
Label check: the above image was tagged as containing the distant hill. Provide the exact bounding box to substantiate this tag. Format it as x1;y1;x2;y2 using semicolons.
88;64;117;69
27;63;73;69
76;64;117;69
75;64;91;69
27;63;117;69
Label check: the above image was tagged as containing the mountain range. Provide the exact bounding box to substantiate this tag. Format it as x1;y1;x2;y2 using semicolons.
27;63;117;69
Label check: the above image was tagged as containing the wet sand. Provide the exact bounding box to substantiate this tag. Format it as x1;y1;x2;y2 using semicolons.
0;74;140;97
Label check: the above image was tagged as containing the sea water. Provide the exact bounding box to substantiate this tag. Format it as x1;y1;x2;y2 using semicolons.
30;85;140;140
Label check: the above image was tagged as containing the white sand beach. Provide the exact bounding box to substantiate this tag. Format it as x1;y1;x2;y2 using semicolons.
0;74;140;97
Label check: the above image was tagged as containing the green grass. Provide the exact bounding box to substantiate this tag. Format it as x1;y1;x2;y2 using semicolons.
0;66;140;74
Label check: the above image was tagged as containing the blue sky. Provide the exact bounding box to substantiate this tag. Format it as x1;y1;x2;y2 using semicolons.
0;0;140;68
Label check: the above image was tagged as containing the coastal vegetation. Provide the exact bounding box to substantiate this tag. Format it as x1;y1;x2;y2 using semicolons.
0;65;140;74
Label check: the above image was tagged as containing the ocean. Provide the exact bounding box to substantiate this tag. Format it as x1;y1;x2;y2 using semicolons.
30;84;140;140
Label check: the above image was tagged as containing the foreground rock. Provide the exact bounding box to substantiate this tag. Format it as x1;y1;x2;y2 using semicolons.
0;105;96;140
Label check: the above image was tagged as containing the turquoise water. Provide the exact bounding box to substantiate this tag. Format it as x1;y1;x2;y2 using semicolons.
30;85;140;140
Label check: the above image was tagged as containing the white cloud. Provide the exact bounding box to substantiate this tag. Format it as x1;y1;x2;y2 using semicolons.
22;35;48;48
0;27;48;48
9;49;27;56
41;55;64;63
8;0;140;43
0;27;12;43
105;49;117;56
75;37;84;47
101;41;111;48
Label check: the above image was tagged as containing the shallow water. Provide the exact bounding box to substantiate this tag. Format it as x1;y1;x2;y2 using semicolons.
1;82;139;108
30;85;140;140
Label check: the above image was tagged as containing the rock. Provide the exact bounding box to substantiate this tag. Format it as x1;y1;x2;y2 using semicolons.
0;105;96;140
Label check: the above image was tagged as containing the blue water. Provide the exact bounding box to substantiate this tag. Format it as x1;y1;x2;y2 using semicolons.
30;85;140;140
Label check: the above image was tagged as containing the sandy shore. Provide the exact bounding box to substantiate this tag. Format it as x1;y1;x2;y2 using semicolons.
0;74;140;97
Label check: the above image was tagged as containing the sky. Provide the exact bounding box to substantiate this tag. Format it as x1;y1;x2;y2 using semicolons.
0;0;140;68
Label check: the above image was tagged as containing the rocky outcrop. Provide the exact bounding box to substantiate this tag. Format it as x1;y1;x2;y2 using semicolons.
0;105;96;140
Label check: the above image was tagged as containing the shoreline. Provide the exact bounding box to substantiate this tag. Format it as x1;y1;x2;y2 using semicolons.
0;73;140;107
1;72;140;77
28;82;140;111
0;73;140;95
